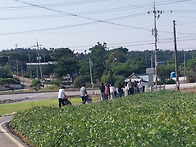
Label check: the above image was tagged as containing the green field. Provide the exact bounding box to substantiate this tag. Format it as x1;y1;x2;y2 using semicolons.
0;98;99;116
9;91;196;146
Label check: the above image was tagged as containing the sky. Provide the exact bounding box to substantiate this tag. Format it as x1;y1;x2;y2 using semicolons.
0;0;196;53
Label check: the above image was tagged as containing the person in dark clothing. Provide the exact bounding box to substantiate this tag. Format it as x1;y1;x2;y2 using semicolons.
118;83;123;97
99;83;105;101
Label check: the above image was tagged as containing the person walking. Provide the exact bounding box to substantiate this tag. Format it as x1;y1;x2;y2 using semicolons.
118;83;123;97
139;80;144;93
109;84;116;99
58;86;66;107
105;83;109;100
124;83;129;97
99;83;105;101
80;84;88;104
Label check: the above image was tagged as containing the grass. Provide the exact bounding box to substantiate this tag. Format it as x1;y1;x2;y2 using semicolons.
0;97;99;116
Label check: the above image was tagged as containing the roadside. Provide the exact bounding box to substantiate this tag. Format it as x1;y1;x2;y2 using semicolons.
0;115;28;147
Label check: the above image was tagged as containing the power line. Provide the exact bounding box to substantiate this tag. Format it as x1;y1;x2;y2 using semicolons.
13;0;150;30
0;0;113;11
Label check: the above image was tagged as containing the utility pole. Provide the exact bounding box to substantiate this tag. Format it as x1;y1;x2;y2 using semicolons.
184;52;186;82
16;60;19;77
148;2;163;87
173;20;180;91
153;3;158;87
28;54;32;79
33;39;43;82
89;59;94;94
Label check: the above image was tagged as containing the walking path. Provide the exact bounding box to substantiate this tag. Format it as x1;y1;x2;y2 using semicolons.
0;115;28;147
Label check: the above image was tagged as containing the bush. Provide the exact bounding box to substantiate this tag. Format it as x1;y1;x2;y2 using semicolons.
30;79;44;91
165;78;176;84
101;74;124;86
73;75;90;88
48;80;61;86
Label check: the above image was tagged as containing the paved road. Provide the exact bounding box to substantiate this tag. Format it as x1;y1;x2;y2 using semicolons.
0;115;28;147
0;89;100;103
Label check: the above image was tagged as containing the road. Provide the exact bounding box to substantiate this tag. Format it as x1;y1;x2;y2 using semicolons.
0;83;196;147
0;115;28;147
0;89;100;103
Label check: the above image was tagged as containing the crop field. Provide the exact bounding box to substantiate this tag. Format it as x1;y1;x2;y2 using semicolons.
9;91;196;146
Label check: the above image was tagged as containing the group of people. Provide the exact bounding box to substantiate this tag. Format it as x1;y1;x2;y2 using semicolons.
57;79;145;107
99;80;145;101
58;84;92;107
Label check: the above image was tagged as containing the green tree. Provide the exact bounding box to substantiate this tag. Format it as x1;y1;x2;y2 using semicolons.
53;48;74;60
30;79;43;91
183;57;196;82
0;67;13;78
0;78;20;87
54;58;79;79
157;61;175;84
73;75;90;88
89;42;108;80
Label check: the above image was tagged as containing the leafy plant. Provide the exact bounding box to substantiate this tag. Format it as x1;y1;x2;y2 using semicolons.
30;79;44;91
9;91;196;146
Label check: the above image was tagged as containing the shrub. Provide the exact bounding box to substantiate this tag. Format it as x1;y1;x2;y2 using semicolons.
73;75;90;88
30;79;44;91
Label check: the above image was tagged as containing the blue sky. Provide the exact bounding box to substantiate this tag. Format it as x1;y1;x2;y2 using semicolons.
0;0;196;53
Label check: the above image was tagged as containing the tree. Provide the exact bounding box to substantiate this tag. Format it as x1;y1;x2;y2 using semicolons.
52;48;74;60
0;78;20;87
0;67;13;78
78;61;90;76
30;79;43;91
89;42;108;80
73;75;90;88
54;58;79;79
157;61;175;84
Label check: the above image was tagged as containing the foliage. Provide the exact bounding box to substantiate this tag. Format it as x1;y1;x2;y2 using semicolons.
48;80;61;86
165;78;176;84
0;56;8;66
157;61;175;84
78;61;90;76
101;73;112;84
111;62;133;78
2;46;196;85
0;78;20;86
54;58;79;79
183;57;196;81
73;75;90;88
113;75;125;86
101;73;125;86
41;64;56;76
0;67;13;78
89;42;108;80
10;91;196;146
30;79;43;91
52;48;74;60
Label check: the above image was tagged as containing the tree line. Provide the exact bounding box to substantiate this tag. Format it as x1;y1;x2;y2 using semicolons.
0;42;196;88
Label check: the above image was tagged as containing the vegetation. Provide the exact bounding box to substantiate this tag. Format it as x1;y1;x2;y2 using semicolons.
1;43;196;87
9;91;196;146
30;79;44;91
0;97;99;116
0;67;20;87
